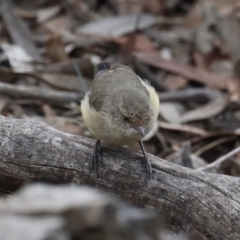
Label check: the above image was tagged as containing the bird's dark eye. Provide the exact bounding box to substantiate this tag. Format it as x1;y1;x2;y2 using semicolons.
123;116;129;122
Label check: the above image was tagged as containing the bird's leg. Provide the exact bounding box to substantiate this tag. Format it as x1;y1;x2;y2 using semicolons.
90;139;103;177
139;140;152;183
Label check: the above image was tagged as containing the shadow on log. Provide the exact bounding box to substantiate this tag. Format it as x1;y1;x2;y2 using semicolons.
0;116;240;239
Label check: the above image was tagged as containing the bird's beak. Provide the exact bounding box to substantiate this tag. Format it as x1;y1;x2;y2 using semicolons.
137;126;145;137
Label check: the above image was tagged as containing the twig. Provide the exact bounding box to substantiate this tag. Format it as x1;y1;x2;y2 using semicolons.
0;82;81;104
194;136;237;156
198;146;240;172
159;88;222;102
73;62;89;94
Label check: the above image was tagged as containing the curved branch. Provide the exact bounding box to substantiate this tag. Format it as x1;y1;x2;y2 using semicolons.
0;116;239;240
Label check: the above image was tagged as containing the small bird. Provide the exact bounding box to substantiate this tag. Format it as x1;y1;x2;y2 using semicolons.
81;62;160;182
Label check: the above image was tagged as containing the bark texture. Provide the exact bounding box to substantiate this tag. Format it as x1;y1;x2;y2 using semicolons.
0;116;239;240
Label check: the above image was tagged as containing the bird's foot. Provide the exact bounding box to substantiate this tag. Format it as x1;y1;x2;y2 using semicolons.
89;139;103;177
141;154;152;184
139;141;152;184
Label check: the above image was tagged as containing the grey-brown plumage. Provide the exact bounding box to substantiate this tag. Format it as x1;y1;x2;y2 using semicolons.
89;64;149;111
81;62;160;183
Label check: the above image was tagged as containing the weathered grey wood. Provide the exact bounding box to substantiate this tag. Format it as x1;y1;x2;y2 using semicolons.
0;116;239;240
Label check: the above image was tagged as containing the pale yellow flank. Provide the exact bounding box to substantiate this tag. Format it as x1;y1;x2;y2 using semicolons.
139;78;160;122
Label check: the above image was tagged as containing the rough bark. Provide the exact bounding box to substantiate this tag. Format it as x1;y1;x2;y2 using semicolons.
0;116;240;240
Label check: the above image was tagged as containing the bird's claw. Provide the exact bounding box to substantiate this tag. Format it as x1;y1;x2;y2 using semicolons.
141;155;152;184
90;139;103;177
139;140;152;184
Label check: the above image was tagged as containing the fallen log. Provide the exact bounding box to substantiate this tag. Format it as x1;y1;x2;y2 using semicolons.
0;116;239;240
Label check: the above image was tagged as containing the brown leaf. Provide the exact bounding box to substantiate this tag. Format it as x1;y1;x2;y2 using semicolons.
134;51;228;89
143;0;164;14
45;34;68;63
42;104;56;117
116;34;155;52
0;97;9;113
179;96;229;123
40;73;91;92
117;33;137;61
42;15;71;35
226;77;240;103
160;96;229;124
159;121;209;136
44;58;95;78
15;8;37;23
163;74;188;90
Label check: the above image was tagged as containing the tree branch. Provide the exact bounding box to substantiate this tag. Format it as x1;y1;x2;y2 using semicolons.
0;116;239;239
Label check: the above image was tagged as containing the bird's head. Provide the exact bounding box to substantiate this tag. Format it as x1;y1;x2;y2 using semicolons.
110;89;153;137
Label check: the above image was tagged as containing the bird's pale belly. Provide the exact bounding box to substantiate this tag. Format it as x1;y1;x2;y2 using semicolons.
81;92;155;146
94;125;142;146
89;117;154;146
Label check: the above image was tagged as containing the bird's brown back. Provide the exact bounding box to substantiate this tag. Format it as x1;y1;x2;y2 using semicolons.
89;65;149;112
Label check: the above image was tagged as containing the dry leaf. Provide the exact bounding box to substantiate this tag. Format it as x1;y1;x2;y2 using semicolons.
44;15;71;35
179;96;229;123
159;121;208;136
159;102;185;123
45;34;68;63
163;74;188;90
44;58;95;78
115;34;155;52
116;0;142;15
76;14;159;37
134;51;228;89
0;97;9;113
226;77;240;103
42;104;56;117
143;0;164;14
36;5;61;24
15;8;37;22
40;73;91;92
216;9;240;63
1;43;34;72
